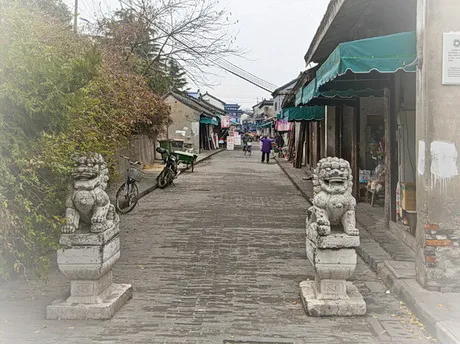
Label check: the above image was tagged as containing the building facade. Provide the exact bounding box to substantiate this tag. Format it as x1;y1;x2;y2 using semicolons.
162;91;223;153
283;0;460;292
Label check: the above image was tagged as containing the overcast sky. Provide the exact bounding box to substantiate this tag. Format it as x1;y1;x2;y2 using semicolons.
65;0;330;109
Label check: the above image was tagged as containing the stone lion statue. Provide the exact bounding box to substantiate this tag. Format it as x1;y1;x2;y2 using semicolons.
307;157;358;237
62;153;119;234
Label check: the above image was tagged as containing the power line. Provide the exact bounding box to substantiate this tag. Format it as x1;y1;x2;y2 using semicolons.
169;33;278;90
155;30;276;92
212;57;277;90
212;58;277;90
118;0;277;93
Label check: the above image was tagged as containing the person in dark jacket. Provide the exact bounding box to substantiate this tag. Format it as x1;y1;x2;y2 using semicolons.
260;136;273;163
275;133;285;148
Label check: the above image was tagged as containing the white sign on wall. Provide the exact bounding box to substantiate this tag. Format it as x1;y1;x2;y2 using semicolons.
234;134;241;146
442;32;460;85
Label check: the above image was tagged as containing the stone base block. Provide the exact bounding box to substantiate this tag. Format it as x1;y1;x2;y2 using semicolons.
299;280;366;316
47;283;132;320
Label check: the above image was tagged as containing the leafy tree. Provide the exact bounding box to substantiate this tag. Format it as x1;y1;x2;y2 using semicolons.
167;58;188;91
0;0;171;280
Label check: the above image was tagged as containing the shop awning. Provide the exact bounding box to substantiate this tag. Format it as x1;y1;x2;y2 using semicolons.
300;78;317;105
257;121;273;128
283;106;325;122
315;31;416;89
297;31;416;106
301;81;385;105
200;115;218;126
295;88;303;107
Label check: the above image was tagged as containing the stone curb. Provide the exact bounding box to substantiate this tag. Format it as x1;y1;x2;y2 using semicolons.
436;321;460;344
379;268;460;344
138;148;225;199
274;158;313;202
274;158;458;343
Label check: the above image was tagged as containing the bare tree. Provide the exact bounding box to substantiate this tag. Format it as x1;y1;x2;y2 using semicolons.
94;0;242;87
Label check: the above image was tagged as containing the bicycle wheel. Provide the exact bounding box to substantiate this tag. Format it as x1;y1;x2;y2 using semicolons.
115;182;139;214
157;169;172;189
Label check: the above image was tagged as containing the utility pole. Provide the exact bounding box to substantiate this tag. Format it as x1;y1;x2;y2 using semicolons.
73;0;78;33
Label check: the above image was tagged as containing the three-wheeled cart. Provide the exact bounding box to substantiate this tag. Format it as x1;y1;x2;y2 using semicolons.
174;151;198;172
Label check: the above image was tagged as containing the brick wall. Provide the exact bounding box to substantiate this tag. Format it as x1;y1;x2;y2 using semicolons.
423;223;460;292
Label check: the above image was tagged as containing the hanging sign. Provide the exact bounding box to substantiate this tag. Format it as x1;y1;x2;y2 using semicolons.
443;32;460;85
234;134;241;146
221;116;230;128
227;135;234;150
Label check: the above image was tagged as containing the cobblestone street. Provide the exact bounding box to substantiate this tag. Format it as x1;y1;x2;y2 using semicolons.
0;151;435;343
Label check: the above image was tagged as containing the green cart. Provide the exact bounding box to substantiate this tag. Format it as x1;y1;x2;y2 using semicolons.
174;151;198;172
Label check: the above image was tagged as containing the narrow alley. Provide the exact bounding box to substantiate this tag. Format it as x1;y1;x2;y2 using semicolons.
0;151;434;343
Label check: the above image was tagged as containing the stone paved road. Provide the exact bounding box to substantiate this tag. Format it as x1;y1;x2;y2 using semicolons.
0;151;435;343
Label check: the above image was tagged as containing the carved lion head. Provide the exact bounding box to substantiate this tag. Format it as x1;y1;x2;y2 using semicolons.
312;157;353;195
70;153;109;188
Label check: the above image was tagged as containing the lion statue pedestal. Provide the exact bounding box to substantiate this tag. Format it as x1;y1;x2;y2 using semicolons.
300;157;366;316
47;153;132;320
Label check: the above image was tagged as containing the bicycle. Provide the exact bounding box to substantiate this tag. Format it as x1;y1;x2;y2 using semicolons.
115;156;142;214
244;142;252;156
155;147;179;189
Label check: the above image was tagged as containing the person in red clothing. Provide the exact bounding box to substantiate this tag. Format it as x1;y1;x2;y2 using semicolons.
260;135;274;163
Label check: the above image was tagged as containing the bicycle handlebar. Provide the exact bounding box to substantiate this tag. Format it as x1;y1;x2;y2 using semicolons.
120;155;141;166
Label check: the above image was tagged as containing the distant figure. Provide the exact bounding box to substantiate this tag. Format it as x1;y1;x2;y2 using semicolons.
242;132;250;152
260;135;273;163
275;134;285;149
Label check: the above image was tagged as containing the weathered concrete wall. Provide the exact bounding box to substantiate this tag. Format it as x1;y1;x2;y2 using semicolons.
416;0;460;291
162;95;200;152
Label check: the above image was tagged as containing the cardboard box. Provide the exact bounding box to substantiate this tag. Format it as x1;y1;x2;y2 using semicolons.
401;182;416;211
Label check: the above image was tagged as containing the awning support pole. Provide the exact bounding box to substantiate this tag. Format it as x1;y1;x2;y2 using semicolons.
384;87;391;226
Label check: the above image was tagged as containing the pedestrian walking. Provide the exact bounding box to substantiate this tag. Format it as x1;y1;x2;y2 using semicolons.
260;135;273;163
275;133;285;150
275;133;285;158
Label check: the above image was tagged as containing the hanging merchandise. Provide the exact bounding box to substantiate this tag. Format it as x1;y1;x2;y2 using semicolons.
276;120;290;132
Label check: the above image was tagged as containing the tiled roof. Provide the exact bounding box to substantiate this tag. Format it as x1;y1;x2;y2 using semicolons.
164;91;223;117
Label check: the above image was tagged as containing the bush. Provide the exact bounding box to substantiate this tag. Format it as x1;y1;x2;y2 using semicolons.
0;1;170;280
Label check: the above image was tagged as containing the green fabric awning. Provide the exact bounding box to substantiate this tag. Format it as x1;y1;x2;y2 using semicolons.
295;88;303;107
200;116;218;126
319;88;383;99
257;121;273;128
316;31;416;89
299;79;386;105
301;78;318;105
278;109;288;121
283;106;325;122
